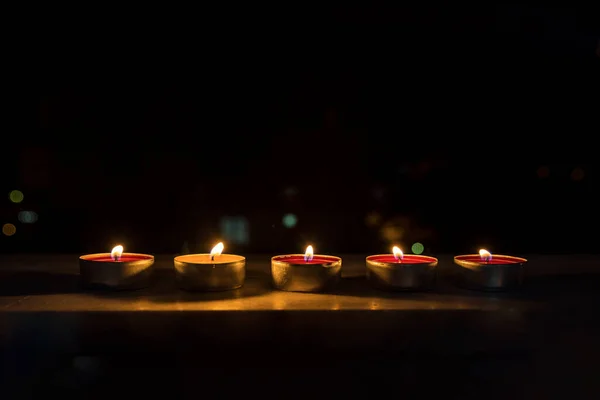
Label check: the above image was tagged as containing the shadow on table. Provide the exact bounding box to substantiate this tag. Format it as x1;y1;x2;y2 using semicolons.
333;273;600;302
0;271;81;295
522;273;600;295
331;275;528;300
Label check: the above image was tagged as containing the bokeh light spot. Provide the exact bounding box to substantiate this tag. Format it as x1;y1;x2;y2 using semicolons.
219;216;249;245
365;211;381;227
9;190;24;203
18;211;38;224
2;223;16;236
282;213;298;228
536;166;549;178
380;223;404;242
283;186;298;197
411;242;424;254
571;167;584;181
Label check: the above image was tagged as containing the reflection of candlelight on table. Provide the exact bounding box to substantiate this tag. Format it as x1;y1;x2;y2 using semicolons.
271;245;342;292
79;245;155;290
454;249;528;291
366;246;438;291
174;242;246;291
369;301;380;310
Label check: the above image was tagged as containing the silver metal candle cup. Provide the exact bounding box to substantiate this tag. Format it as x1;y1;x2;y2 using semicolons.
365;255;438;291
453;255;527;291
174;254;246;291
79;253;155;290
271;254;342;292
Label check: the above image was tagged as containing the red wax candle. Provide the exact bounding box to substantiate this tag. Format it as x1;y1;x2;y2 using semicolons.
453;255;524;265
365;246;438;290
83;254;153;262
79;245;155;290
271;255;341;265
366;254;438;264
454;249;526;265
79;245;154;263
453;249;527;291
366;246;437;265
271;246;342;292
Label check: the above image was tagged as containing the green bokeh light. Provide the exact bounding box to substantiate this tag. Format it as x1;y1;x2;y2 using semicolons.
9;190;23;203
411;242;424;254
18;211;38;224
282;213;297;228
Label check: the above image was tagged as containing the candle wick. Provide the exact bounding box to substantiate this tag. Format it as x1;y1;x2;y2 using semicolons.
211;255;215;261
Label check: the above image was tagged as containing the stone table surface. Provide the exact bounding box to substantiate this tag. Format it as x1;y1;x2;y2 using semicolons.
1;254;599;398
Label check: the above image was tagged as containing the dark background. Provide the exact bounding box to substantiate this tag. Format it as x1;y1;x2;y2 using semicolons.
3;5;599;255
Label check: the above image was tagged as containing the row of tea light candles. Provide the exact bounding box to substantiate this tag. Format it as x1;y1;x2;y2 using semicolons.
79;243;527;292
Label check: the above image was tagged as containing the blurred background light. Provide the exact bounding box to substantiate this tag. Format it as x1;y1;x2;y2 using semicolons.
381;223;404;242
571;167;584;181
9;190;24;203
537;166;550;178
411;242;424;254
282;213;298;228
2;223;16;236
283;186;298;197
365;211;381;227
219;216;249;245
18;211;38;224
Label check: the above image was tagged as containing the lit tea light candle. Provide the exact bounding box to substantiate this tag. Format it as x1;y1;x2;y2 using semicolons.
112;245;123;260
454;248;528;291
393;246;403;261
173;242;246;291
79;245;155;290
271;245;342;292
365;246;438;291
305;245;314;261
479;249;492;262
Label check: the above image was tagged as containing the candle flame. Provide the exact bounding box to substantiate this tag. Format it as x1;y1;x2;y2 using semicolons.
210;242;224;260
479;249;492;262
304;245;314;262
111;245;123;261
393;246;404;261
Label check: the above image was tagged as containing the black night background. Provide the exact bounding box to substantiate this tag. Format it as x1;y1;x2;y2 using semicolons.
3;5;599;257
2;5;600;399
